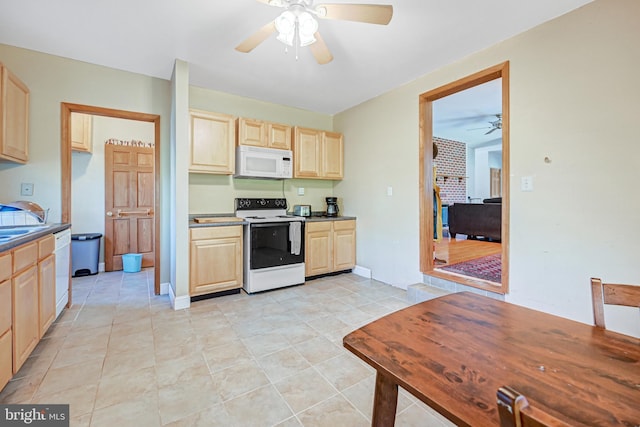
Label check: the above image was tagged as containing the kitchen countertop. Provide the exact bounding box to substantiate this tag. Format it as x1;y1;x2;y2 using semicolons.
188;213;356;227
0;223;71;253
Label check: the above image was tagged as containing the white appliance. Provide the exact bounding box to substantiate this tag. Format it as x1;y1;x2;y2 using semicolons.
54;228;71;318
235;146;293;179
235;198;305;293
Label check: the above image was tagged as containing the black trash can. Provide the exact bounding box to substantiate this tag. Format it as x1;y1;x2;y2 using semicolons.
71;233;102;277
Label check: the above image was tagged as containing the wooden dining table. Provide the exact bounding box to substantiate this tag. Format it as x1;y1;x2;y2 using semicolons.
343;292;640;427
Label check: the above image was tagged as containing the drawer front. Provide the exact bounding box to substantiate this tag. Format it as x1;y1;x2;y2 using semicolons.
0;279;11;334
306;221;332;233
0;253;11;282
13;242;37;274
0;330;12;391
333;220;356;231
190;225;242;241
38;234;55;259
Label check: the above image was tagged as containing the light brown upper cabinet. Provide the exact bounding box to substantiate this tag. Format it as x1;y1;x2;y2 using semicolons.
237;117;292;150
70;112;93;153
293;127;343;180
0;63;29;164
189;109;235;175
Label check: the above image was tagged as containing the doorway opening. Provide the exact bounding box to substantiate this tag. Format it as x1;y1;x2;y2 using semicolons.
60;103;161;302
419;62;510;294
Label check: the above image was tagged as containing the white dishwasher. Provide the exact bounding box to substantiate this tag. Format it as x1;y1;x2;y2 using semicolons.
54;228;71;318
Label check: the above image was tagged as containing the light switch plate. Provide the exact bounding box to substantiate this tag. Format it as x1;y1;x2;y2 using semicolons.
521;176;534;192
387;186;393;196
21;183;34;196
297;187;305;196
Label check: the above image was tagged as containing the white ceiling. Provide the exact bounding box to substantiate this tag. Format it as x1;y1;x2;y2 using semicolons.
0;0;592;115
433;79;502;147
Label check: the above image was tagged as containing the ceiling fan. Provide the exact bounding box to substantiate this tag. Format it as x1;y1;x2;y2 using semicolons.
467;114;502;135
235;0;393;64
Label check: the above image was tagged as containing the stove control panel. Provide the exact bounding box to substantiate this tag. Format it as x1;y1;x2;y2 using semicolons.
235;198;288;210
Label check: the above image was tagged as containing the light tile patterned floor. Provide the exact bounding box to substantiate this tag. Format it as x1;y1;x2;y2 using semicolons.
0;269;455;427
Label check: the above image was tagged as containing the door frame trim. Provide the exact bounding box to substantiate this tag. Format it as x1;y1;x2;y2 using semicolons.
418;61;510;294
60;103;161;298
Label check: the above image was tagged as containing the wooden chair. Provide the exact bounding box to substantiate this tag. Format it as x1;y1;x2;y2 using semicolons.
497;386;570;427
590;277;640;329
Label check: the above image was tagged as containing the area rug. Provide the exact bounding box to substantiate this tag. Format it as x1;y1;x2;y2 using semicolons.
439;254;501;283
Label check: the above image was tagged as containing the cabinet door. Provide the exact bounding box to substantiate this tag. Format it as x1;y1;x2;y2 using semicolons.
333;220;356;271
294;127;322;178
305;222;333;276
0;330;11;392
189;110;235;174
267;123;292;150
190;227;242;296
323;131;344;180
12;265;38;373
70;112;93;153
237;118;266;147
0;65;29;163
38;254;56;338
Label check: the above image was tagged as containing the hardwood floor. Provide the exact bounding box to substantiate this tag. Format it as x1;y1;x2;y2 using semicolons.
434;234;501;266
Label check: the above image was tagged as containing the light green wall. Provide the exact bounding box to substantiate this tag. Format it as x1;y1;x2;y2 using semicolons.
188;86;335;214
0;43;173;286
334;0;640;336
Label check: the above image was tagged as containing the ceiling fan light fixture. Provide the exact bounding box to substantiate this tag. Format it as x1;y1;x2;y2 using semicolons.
275;10;296;46
298;11;318;46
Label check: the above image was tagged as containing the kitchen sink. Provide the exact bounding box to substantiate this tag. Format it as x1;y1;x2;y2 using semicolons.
0;225;50;242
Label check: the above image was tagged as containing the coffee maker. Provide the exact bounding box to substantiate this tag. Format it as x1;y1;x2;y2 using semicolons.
325;197;339;217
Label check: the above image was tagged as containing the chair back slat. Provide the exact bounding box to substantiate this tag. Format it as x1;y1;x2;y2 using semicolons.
591;277;640;329
497;386;571;427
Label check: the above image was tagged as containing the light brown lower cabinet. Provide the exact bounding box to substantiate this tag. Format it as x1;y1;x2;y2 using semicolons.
190;226;243;296
0;256;12;390
12;263;38;373
305;220;356;277
1;233;58;388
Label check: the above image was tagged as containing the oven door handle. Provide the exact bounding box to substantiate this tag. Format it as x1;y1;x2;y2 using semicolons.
250;222;303;228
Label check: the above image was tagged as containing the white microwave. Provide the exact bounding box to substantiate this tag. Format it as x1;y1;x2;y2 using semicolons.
235;145;293;179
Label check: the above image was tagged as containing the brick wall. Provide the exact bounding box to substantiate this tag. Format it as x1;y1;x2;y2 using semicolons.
434;137;466;204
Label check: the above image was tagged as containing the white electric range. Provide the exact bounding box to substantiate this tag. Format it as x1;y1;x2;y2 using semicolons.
235;198;305;293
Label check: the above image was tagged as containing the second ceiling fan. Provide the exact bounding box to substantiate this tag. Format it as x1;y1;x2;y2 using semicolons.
235;0;393;64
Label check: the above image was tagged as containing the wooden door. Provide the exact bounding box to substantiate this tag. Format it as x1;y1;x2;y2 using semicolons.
305;222;332;276
333;220;356;271
0;65;30;163
267;123;292;150
38;254;56;338
237;118;265;147
294;127;322;178
189;110;235;174
105;143;155;271
490;168;502;198
323;131;344;179
12;265;38;373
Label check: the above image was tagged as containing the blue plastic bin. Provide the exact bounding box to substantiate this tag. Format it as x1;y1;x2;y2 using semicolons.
122;253;142;273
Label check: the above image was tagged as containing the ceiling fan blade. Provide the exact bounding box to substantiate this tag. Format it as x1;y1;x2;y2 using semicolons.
309;32;333;64
316;4;393;25
235;21;277;53
485;127;499;135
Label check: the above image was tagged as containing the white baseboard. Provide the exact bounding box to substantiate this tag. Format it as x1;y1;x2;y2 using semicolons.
159;282;170;295
353;265;372;279
169;285;190;310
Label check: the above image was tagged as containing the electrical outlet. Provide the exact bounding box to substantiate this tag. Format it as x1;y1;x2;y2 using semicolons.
298;187;305;196
20;183;34;196
387;186;393;196
521;176;534;192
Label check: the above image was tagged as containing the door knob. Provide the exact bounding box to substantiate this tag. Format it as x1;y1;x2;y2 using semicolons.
106;211;113;217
